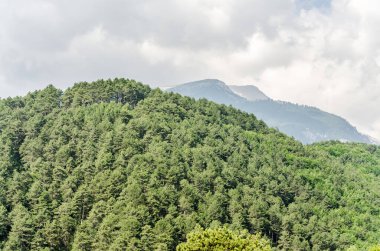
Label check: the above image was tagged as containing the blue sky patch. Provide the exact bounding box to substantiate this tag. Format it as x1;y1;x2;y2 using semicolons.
295;0;331;11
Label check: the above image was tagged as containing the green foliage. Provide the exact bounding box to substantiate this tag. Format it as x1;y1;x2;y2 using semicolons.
0;78;379;250
176;226;271;251
368;245;380;251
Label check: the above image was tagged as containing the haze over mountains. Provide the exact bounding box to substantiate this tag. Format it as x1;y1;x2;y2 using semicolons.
169;79;374;144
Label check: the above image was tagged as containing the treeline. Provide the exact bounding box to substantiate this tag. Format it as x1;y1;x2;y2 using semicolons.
0;78;379;250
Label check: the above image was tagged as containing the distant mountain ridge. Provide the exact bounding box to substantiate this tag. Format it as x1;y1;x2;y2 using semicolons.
168;79;373;144
229;85;269;101
169;79;243;104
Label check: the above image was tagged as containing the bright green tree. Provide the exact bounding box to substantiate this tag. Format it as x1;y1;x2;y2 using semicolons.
176;227;271;251
369;245;380;251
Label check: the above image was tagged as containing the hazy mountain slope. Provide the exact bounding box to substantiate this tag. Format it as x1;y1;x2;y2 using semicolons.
245;100;371;144
169;79;244;105
229;85;269;101
168;79;372;144
0;78;379;250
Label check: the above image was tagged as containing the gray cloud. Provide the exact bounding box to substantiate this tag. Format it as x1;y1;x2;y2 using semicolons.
0;0;379;140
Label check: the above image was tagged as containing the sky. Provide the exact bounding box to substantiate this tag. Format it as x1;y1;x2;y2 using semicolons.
0;0;379;140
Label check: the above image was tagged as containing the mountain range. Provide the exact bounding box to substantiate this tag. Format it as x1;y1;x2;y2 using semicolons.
168;79;374;144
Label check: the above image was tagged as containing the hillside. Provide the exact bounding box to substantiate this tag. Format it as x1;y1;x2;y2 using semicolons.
168;79;372;144
0;78;379;250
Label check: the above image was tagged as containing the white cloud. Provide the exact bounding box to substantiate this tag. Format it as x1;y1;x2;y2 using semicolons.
0;0;379;140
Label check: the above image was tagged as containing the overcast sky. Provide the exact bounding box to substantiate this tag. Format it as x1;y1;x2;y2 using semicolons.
0;0;379;140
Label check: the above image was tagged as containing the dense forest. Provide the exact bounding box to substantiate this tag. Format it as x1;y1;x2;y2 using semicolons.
0;78;379;250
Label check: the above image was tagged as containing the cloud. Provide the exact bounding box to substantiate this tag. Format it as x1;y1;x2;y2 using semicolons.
0;0;379;140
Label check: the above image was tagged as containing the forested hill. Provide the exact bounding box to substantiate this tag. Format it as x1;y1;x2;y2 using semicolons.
0;78;379;250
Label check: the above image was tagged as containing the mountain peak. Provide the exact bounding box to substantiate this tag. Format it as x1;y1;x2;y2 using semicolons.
189;78;224;83
174;79;231;91
168;79;243;105
229;85;269;101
